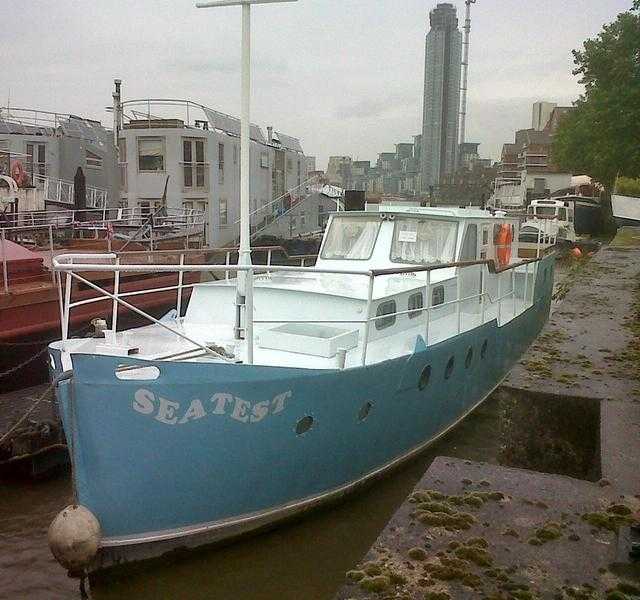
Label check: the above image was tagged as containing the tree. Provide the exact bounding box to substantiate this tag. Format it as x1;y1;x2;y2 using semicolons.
553;2;640;189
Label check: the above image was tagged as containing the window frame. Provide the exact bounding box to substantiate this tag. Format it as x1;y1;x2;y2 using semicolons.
408;292;424;319
375;300;397;331
389;217;459;266
219;198;228;226
319;215;382;262
137;136;165;173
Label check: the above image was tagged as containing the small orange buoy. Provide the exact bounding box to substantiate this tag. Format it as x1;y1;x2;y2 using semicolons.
571;247;583;258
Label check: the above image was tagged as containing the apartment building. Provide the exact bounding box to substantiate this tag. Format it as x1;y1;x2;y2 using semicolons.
117;99;308;246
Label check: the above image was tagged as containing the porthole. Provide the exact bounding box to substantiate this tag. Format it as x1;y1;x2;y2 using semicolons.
375;301;397;330
481;340;488;359
358;402;373;422
295;416;314;436
419;365;432;390
445;357;455;380
465;347;474;369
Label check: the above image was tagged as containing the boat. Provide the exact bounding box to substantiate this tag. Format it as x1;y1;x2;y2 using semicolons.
487;176;527;215
518;199;576;258
47;204;555;571
551;176;604;235
0;200;206;392
611;193;640;227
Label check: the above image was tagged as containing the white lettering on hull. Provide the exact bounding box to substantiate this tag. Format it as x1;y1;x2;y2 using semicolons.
132;389;293;426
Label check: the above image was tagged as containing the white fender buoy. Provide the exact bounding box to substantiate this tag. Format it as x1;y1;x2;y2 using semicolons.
48;505;101;574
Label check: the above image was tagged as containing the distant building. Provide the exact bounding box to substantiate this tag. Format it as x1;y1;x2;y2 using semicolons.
0;107;117;206
531;101;557;131
326;156;353;188
493;103;575;203
304;156;317;178
421;2;463;190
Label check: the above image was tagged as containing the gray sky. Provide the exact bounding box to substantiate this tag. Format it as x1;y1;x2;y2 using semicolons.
2;0;633;169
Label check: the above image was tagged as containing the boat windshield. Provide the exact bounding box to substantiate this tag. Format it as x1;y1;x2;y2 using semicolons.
321;216;381;260
390;218;458;265
534;207;558;217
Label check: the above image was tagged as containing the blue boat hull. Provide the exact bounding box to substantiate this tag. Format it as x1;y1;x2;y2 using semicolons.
49;255;555;569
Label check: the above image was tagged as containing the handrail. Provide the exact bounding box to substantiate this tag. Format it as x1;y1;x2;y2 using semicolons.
370;257;539;277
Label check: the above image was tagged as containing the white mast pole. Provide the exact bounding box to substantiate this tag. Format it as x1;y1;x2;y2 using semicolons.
459;0;475;155
196;0;298;341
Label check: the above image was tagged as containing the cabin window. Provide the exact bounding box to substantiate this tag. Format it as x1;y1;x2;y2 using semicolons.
460;224;478;261
219;198;228;225
390;218;458;265
432;285;445;306
375;301;396;330
321;216;381;260
86;149;103;170
138;137;165;172
558;208;567;221
408;292;424;319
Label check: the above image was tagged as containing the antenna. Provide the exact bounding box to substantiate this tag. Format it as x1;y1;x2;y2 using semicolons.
459;0;476;160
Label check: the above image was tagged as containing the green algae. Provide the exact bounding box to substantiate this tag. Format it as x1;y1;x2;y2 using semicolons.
454;545;493;567
362;561;383;576
359;574;390;592
416;509;476;531
408;547;428;561
533;522;563;542
581;509;634;532
346;570;365;582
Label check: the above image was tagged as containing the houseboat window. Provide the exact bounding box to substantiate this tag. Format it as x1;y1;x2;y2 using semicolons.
219;198;228;225
432;285;445;306
321;216;381;260
558;208;567;221
535;207;557;217
460;224;478;261
408;292;424;319
375;301;397;330
138;137;165;172
390;218;458;265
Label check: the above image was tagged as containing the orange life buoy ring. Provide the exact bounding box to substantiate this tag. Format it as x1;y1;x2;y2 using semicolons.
496;223;513;266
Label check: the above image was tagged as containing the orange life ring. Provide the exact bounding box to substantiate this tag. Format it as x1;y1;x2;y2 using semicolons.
496;224;513;266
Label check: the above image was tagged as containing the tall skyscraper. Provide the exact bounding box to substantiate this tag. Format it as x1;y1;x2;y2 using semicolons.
421;3;463;191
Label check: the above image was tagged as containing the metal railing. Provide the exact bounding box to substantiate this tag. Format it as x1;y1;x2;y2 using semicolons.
32;174;108;209
52;251;543;369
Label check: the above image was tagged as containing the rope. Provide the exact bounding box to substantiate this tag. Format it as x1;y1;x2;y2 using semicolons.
0;382;55;447
0;346;50;379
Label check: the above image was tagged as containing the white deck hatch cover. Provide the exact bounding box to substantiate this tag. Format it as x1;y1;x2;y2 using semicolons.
258;323;359;358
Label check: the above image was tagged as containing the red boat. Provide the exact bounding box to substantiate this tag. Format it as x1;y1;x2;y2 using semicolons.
1;239;201;392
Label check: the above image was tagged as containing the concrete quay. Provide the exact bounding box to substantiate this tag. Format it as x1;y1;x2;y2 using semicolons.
336;229;640;600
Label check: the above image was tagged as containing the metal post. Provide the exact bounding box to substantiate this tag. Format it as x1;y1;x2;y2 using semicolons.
524;262;529;306
176;254;185;317
49;225;55;286
1;230;8;294
456;267;462;334
225;251;231;281
511;268;516;318
112;257;120;331
245;267;254;365
497;272;502;325
480;267;486;324
63;272;72;341
425;270;431;345
361;274;375;367
196;0;299;338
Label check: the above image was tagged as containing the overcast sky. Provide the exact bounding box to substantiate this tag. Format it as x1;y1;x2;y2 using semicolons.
2;0;633;169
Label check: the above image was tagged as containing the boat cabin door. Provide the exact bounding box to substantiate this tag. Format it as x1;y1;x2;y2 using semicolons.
459;223;482;312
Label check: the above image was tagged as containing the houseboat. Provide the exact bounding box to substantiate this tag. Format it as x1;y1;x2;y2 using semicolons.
47;204;555;571
518;199;576;258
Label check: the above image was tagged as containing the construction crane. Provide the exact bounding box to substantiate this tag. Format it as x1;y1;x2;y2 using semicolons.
459;0;476;154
